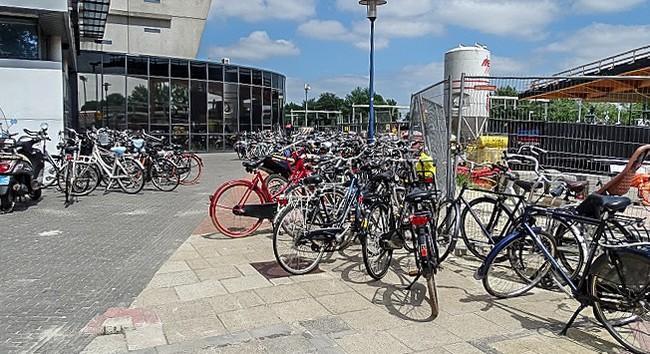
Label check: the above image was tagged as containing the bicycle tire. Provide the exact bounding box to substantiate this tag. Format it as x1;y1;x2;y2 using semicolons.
209;181;265;238
71;162;100;196
426;274;440;319
180;153;202;185
460;196;514;260
151;158;181;192
117;157;145;194
264;174;288;198
482;231;556;299
362;203;393;280
436;198;459;263
272;203;325;275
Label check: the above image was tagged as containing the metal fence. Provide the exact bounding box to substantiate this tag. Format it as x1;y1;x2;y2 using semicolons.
410;79;453;197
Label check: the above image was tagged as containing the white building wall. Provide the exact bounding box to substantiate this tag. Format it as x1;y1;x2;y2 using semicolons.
0;62;64;153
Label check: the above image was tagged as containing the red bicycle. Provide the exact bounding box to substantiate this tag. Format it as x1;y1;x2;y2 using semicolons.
209;153;311;238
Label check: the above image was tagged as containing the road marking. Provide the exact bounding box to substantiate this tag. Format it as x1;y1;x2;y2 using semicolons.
38;230;63;237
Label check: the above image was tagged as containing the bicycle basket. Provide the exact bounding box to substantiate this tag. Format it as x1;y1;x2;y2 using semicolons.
97;131;112;147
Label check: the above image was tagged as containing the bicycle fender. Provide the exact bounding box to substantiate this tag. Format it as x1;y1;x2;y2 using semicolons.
473;229;527;280
589;246;650;285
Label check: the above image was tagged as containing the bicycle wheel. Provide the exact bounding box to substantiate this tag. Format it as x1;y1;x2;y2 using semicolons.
460;197;514;260
426;274;440;319
117;157;146;194
209;181;264;238
273;204;325;275
42;159;60;188
482;231;556;298
436;199;459;263
265;174;288;197
180;154;202;185
71;162;100;196
151;158;181;192
362;203;393;280
590;249;650;354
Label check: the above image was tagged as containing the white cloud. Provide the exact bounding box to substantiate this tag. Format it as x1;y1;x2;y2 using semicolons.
297;19;390;50
208;31;300;61
490;56;531;76
571;0;646;12
401;61;444;89
543;23;650;68
210;0;315;21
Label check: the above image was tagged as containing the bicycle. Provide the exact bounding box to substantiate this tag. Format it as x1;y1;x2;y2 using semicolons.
474;194;650;353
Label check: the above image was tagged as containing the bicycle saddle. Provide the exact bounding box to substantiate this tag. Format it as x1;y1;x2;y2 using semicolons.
565;180;588;192
110;146;127;157
242;159;263;171
404;188;435;203
576;193;632;219
302;175;323;185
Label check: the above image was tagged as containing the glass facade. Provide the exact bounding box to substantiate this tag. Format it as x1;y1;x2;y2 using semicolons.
75;51;286;151
0;18;39;60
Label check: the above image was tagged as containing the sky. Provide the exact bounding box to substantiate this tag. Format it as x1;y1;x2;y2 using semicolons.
197;0;650;105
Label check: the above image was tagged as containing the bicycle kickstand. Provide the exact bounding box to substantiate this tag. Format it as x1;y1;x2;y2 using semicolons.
559;304;587;336
404;273;421;290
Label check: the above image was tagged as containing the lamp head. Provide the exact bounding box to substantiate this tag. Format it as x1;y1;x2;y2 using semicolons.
359;0;387;19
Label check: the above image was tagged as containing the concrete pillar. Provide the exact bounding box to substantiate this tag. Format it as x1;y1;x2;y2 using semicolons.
48;36;62;62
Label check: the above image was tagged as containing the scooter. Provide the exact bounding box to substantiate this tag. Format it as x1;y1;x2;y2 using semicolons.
0;122;49;212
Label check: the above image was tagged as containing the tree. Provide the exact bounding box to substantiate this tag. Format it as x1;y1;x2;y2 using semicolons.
314;92;345;112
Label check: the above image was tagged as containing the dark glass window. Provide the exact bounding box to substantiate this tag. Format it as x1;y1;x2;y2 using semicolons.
102;75;126;130
0;19;39;59
78;52;103;74
252;86;262;131
262;88;272;127
149;78;170;133
252;70;263;86
263;72;272;88
102;54;125;75
78;74;101;129
225;66;238;83
239;68;251;84
127;77;149;131
272;90;280;127
209;135;224;152
171;80;189;126
171;59;188;78
150;57;169;77
240;85;252;132
272;73;279;89
127;56;148;76
190;81;207;134
223;83;238;134
191;62;206;80
208;64;223;81
190;134;207;152
208;82;223;135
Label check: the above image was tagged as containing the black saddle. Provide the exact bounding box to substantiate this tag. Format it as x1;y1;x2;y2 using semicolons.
302;175;323;185
405;188;435;203
576;193;632;219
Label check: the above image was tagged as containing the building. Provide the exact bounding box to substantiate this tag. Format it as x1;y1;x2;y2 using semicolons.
80;0;211;58
0;0;286;152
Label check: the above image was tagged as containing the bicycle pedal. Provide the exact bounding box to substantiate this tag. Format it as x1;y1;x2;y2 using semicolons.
407;269;419;277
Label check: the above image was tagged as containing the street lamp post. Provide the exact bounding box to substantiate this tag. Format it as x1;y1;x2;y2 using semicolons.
359;0;387;143
103;82;111;128
304;83;311;127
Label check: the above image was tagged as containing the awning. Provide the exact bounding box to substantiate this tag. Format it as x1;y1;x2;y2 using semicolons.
76;0;110;39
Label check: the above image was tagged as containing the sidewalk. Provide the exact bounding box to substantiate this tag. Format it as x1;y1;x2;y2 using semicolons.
82;220;625;354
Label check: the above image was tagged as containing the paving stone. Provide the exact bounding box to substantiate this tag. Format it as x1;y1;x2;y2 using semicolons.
204;255;251;267
134;288;180;307
334;331;411;354
299;316;351;335
259;334;317;353
314;292;372;314
148;271;199;289
194;266;241;281
81;334;127;354
253;284;311;304
433;312;512;340
152;300;216;323
186;258;212;270
442;342;486;354
174;280;228;301
169;250;202;261
163;316;227;344
217;306;282;332
125;325;167;350
157;261;191;274
338;308;407;332
206;291;265;314
297;279;352;297
269;298;331;322
235;263;261;276
220;274;271;293
248;323;293;339
387;323;463;351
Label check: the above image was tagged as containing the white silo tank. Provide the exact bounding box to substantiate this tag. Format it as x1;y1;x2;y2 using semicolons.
444;44;491;141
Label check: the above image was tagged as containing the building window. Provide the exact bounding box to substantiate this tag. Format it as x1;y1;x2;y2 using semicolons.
190;81;207;134
208;82;223;135
0;18;39;60
144;0;161;3
144;27;161;33
225;66;238;83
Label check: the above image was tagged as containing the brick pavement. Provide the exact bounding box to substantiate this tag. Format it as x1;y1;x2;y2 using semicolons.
0;154;242;353
81;227;631;353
